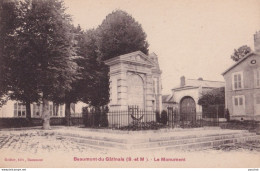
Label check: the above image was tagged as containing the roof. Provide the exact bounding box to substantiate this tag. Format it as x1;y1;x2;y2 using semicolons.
172;79;225;91
222;52;260;75
162;94;175;103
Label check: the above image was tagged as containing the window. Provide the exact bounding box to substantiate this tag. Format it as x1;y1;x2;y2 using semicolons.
53;105;59;116
256;96;260;104
232;72;243;90
234;98;238;106
14;103;26;117
49;104;53;116
33;104;41;116
233;95;245;107
60;105;63;116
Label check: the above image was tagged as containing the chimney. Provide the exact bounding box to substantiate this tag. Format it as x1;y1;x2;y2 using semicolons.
254;31;260;53
180;76;185;87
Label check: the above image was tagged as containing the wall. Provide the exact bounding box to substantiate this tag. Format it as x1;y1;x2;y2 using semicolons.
223;54;260;120
0;100;66;118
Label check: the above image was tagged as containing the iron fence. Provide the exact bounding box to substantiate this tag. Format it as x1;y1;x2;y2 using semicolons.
81;107;220;130
166;107;219;128
202;104;225;119
83;108;157;129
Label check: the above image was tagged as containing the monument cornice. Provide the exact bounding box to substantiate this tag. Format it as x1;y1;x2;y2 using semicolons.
104;51;156;68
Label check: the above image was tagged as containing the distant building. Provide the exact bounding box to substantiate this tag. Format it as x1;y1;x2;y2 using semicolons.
171;76;225;121
162;94;177;111
222;31;260;121
0;100;86;118
104;51;162;112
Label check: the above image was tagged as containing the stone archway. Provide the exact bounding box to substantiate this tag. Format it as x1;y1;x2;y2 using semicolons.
180;96;196;122
127;74;144;109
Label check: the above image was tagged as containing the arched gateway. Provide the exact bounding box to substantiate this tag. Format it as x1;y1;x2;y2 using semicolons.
180;96;196;122
104;51;162;126
104;51;162;112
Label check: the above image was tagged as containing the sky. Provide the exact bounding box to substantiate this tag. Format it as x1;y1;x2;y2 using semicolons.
63;0;260;94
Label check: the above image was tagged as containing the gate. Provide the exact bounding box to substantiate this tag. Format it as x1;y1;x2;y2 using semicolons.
167;107;174;128
180;97;196;122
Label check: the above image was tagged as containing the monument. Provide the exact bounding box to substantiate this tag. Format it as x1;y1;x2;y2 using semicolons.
104;51;162;112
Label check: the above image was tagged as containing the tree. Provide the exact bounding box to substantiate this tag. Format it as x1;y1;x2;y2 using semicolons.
0;0;17;107
198;87;225;106
231;45;252;62
79;29;109;107
0;0;40;120
63;26;101;126
96;10;149;61
94;10;150;108
0;0;78;129
26;0;78;129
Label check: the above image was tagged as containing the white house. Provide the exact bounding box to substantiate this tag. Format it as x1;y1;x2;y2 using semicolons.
0;100;87;118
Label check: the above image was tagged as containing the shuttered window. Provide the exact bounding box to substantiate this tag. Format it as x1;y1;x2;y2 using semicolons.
14;103;26;117
233;72;243;90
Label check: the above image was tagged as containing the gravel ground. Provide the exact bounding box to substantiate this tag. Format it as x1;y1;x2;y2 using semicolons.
0;128;259;155
0;128;259;168
212;141;260;152
0;130;102;155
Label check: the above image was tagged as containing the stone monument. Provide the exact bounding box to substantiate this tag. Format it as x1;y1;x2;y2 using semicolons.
104;51;162;112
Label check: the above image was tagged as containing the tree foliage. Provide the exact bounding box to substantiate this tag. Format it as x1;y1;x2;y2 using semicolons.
96;10;149;61
0;0;21;106
198;87;225;106
81;29;109;107
0;7;151;127
93;10;150;107
231;45;252;62
0;0;78;129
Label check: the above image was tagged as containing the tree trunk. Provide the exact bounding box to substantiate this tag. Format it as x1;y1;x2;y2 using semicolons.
65;101;72;126
26;101;31;119
25;101;32;126
42;97;51;130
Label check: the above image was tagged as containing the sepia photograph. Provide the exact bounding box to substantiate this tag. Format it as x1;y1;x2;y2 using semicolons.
0;0;259;168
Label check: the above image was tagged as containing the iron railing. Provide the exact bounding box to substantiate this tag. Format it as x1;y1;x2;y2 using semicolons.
82;107;220;130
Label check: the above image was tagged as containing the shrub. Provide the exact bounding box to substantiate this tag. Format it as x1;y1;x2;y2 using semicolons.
100;112;108;127
161;110;168;125
82;107;88;127
119;121;166;131
156;111;160;123
225;108;230;122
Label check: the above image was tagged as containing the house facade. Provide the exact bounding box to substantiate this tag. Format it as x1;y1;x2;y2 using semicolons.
222;31;260;121
171;76;225;121
0;100;86;118
104;51;162;112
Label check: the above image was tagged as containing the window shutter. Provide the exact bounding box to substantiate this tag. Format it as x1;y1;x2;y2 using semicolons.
239;97;243;105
